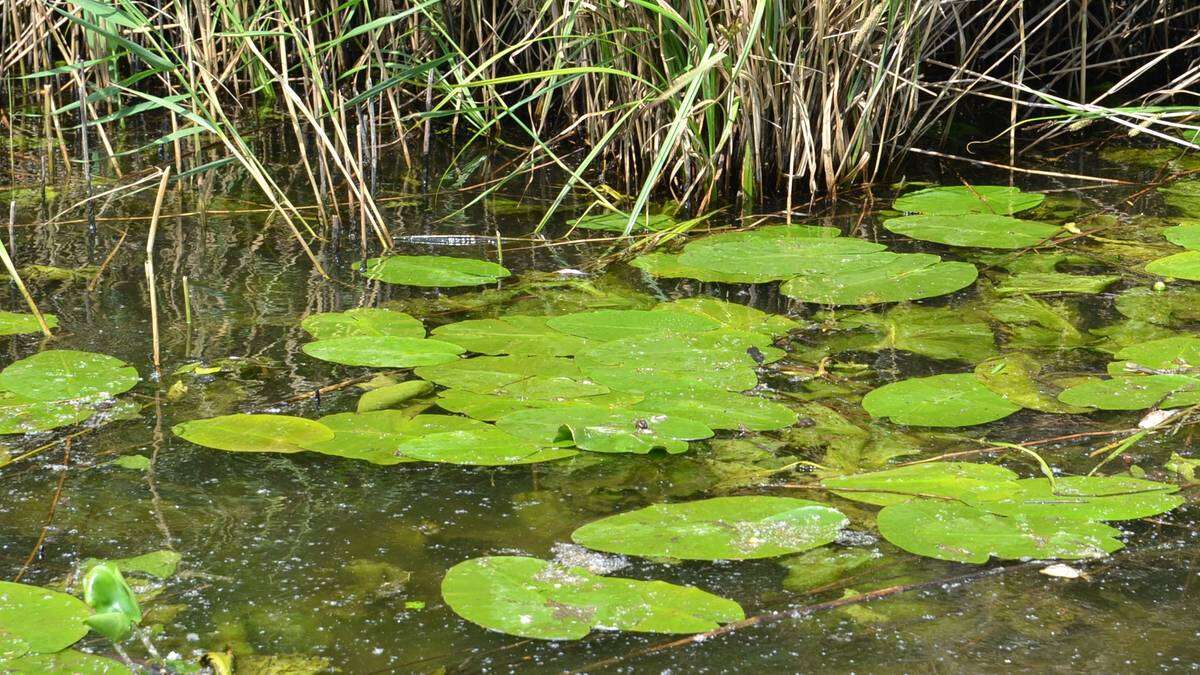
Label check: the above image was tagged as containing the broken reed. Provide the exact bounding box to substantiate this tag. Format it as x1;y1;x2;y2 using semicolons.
2;0;1199;237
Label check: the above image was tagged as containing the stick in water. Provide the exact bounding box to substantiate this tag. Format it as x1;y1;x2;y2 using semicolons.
1;201;52;336
145;168;171;372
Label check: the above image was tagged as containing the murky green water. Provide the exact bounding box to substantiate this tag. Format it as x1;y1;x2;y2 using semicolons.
3;138;1200;672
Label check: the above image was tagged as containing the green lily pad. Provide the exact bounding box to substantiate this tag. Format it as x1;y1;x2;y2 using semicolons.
678;237;891;283
302;336;464;367
298;411;473;464
435;389;639;421
82;550;182;580
823;306;996;362
1114;286;1200;325
361;255;510;287
780;254;978;305
862;373;1022;427
301;308;424;339
574;331;774;394
395;424;578;465
654;297;799;337
441;556;744;640
0;311;56;336
963;476;1183;521
876;500;1123;563
545;309;721;341
884;214;1059;249
567;211;677;233
974;354;1089;413
630;252;763;283
1163;222;1200;250
571;496;847;560
172;414;334;453
1110;336;1200;373
822;462;1019;506
1057;374;1200;410
357;380;434;412
994;272;1121;296
989;295;1090;350
1146;251;1200;280
431;316;591;356
633;386;797;431
0;393;95;434
414;355;605;400
496;404;713;454
892;185;1045;215
0;350;138;402
0;650;132;674
0;581;91;653
1159;180;1200;217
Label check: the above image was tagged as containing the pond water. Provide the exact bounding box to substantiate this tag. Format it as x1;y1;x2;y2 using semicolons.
2;136;1200;672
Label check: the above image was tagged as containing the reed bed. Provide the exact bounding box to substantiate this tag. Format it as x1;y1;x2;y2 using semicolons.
2;0;1199;240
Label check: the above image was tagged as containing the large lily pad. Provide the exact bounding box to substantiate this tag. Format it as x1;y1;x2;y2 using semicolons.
0;350;138;402
575;331;773;393
780;254;978;305
1115;286;1200;326
822;306;997;362
892;185;1045;215
630;252;764;284
567;211;677;233
395;424;578;466
822;462;1019;506
963;476;1183;521
678;237;891;283
545;309;720;341
441;556;743;640
298;411;472;464
1146;251;1200;280
0;311;57;336
862;373;1021;427
301;308;424;339
361;255;510;287
0;581;91;653
496;404;713;454
435;389;639;422
172;414;334;453
876;500;1123;563
1159;180;1200;217
995;272;1120;296
571;496;847;560
634;387;797;431
1110;336;1200;373
414;355;602;397
974;354;1088;413
1163;222;1200;250
1056;374;1200;410
302;336;464;368
884;214;1059;249
0;393;96;434
654;297;800;337
0;650;132;674
430;316;591;356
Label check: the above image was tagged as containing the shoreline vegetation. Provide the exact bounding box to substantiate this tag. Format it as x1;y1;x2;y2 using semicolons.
2;1;1200;241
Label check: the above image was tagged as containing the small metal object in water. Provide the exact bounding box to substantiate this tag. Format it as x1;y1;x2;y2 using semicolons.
392;234;499;247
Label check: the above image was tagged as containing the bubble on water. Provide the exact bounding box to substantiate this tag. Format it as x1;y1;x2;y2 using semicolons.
550;543;629;575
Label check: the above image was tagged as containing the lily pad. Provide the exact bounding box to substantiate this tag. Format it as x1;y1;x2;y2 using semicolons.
82;550;182;580
298;411;472;464
357;380;434;412
876;500;1123;563
395;424;578;465
1163;222;1200;250
1057;374;1200;410
302;336;464;368
884;214;1059;249
0;393;95;434
892;185;1045;215
630;252;763;283
0;650;132;674
496;404;713;454
0;311;56;336
361;255;510;287
1159;180;1200;217
0;581;91;653
823;462;1019;506
654;297;799;337
862;373;1022;427
571;496;847;560
545;309;721;341
995;272;1120;296
1146;251;1200;280
435;389;639;422
963;476;1183;521
575;331;774;393
567;211;676;233
678;237;891;283
301;308;424;339
1114;286;1200;325
634;386;797;431
431;316;591;356
1110;336;1200;373
441;556;743;640
172;414;334;453
824;306;996;362
414;355;605;399
974;354;1089;413
0;350;138;402
780;254;978;305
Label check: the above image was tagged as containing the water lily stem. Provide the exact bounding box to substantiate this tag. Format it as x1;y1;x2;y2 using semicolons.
1;201;52;337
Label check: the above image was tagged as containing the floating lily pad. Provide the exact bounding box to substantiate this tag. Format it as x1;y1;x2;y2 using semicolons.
1110;336;1200;373
1163;222;1200;250
1146;251;1200;280
1057;374;1200;410
884;214;1059;249
654;297;800;337
1159;180;1200;217
357;380;434;412
0;581;91;653
0;393;95;434
634;387;797;431
862;373;1021;427
436;389;639;422
299;411;472;464
780;254;978;305
441;556;744;640
0;350;138;402
567;211;676;233
0;311;56;336
575;331;773;393
301;308;424;340
173;414;334;453
395;424;578;465
431;316;591;356
963;476;1183;521
496;404;713;454
995;272;1120;296
630;252;763;283
823;462;1019;506
892;185;1045;215
545;309;721;341
876;500;1123;563
571;496;847;560
414;355;605;400
361;255;510;287
302;336;464;367
678;237;891;283
0;649;132;674
974;354;1088;413
82;550;182;580
824;306;996;362
1114;286;1200;325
